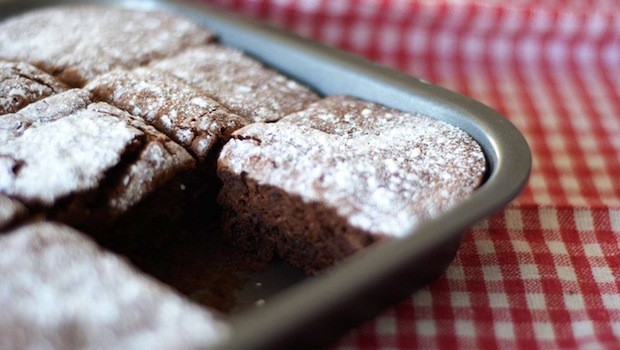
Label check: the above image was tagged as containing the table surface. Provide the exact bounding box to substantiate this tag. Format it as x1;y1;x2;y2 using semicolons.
204;1;620;348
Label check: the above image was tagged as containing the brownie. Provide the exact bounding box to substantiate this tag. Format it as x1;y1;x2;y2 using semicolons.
150;44;320;122
86;68;248;163
218;96;486;273
0;89;195;235
0;61;67;115
0;221;228;349
0;6;215;87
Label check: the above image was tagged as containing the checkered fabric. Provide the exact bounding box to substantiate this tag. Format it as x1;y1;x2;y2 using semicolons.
205;0;620;348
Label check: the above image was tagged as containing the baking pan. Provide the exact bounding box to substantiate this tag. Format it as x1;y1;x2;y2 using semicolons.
0;1;532;349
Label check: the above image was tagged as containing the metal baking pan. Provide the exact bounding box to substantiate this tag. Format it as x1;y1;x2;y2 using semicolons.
0;1;531;349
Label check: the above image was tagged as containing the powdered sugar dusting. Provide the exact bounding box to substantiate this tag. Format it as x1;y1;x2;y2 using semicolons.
0;222;229;349
0;61;67;114
0;6;215;86
87;68;248;161
150;45;319;122
220;96;486;238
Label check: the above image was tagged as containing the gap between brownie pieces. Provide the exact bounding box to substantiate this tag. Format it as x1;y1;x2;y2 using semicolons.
77;94;287;312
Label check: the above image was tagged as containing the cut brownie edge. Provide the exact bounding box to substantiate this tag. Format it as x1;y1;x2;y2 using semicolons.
51;137;195;237
50;102;198;239
218;167;386;274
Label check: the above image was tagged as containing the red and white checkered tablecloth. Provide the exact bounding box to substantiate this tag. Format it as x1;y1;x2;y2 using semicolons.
205;1;620;348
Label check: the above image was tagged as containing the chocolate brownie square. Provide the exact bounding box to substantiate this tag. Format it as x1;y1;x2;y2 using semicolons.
0;221;228;349
0;89;195;236
218;96;486;272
